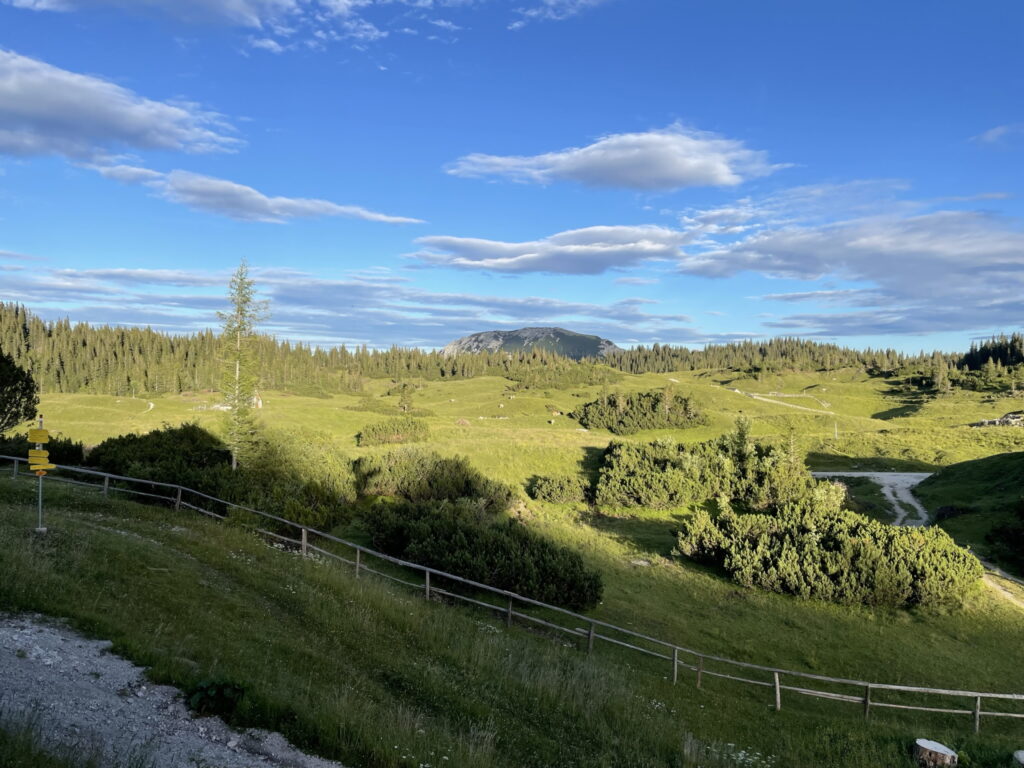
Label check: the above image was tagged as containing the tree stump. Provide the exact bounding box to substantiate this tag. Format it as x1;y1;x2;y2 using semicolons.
914;740;957;767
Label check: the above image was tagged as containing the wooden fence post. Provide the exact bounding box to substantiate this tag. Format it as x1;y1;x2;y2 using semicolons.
586;622;596;654
425;571;431;600
355;550;361;578
103;476;110;497
506;597;513;627
672;648;679;684
773;672;782;711
174;487;182;510
974;696;982;733
301;528;308;556
864;685;872;720
11;459;17;479
696;657;704;689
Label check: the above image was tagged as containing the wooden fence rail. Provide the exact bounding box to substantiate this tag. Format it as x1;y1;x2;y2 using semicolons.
4;454;1023;733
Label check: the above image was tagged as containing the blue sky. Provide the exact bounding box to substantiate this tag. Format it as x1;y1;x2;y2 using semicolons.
1;0;1022;352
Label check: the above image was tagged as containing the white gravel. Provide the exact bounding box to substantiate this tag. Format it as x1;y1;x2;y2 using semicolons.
0;613;347;768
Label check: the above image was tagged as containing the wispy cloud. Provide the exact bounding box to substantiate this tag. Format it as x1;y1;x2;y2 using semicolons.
0;49;239;162
971;124;1023;145
447;124;785;191
0;48;420;225
3;0;609;50
678;182;1024;336
411;225;686;274
91;165;424;224
509;0;609;29
4;264;698;347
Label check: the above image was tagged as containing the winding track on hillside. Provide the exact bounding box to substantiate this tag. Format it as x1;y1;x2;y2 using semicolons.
811;471;932;525
719;386;835;415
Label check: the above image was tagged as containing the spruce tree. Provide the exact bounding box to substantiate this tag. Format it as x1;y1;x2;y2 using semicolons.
218;260;269;469
0;349;38;433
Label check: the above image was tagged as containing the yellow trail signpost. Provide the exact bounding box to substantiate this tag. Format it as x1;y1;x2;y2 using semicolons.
28;417;50;533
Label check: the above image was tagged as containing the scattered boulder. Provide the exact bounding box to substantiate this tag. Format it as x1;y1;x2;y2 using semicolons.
914;739;957;767
1012;750;1024;766
971;411;1024;428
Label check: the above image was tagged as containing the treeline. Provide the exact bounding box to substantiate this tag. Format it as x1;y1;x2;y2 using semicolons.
0;303;613;396
571;387;707;435
600;338;911;376
4;302;1023;398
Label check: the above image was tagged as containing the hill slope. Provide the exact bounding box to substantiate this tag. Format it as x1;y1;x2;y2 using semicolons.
442;327;621;359
3;476;1024;766
915;451;1024;572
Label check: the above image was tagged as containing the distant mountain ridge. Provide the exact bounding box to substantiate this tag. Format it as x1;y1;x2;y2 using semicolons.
442;327;621;360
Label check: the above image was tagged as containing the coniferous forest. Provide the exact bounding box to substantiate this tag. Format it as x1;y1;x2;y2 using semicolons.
1;302;1023;396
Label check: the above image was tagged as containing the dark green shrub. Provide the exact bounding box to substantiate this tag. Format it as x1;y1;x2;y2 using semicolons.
675;484;983;608
86;422;232;492
571;387;707;435
529;474;590;504
86;423;357;530
356;416;429;446
363;499;603;611
187;679;246;718
355;448;516;513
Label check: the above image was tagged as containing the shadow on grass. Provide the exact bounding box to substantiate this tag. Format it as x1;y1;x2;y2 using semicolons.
805;452;940;472
582;510;688;558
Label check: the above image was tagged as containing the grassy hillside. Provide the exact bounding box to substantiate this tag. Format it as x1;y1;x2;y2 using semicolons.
916;452;1024;569
24;368;1024;488
2;475;1024;766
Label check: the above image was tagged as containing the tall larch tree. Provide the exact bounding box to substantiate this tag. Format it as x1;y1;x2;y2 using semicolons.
218;260;269;469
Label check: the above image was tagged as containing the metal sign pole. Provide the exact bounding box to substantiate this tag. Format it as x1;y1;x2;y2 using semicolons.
35;415;46;534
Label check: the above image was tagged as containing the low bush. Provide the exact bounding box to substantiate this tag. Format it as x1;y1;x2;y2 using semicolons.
355;448;516;513
571;387;707;435
363;499;603;611
675;487;984;608
86;423;356;530
529;475;589;504
356;416;429;446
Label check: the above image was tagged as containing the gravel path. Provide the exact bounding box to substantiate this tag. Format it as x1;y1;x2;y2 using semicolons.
811;471;933;525
720;387;835;415
0;613;346;768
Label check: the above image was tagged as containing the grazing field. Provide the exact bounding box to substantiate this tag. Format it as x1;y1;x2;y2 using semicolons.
30;367;1024;486
2;477;1024;768
8;367;1024;765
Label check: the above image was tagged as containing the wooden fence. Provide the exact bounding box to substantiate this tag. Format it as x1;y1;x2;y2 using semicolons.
4;454;1023;733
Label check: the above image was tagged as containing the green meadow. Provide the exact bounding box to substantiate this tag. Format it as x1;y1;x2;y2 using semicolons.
5;367;1024;766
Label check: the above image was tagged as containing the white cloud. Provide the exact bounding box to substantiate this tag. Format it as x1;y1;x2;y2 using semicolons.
972;124;1023;144
678;183;1024;336
412;225;686;273
614;276;658;285
88;163;167;183
5;265;697;347
1;0;301;26
429;18;461;30
447;124;783;190
0;49;239;161
147;170;423;223
249;36;287;52
512;0;608;25
85;164;423;224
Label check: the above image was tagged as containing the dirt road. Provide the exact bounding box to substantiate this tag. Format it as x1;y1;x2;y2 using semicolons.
811;471;933;525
